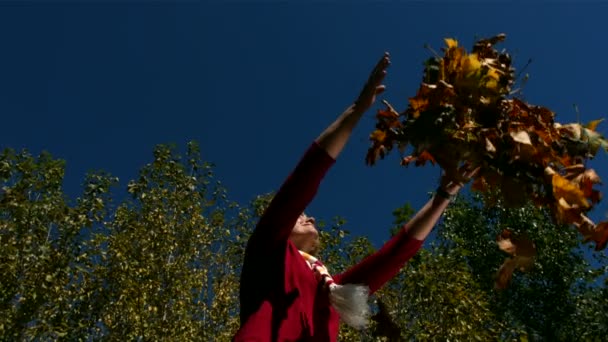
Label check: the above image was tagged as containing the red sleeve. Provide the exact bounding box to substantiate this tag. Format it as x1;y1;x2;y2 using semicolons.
333;226;424;294
247;142;335;253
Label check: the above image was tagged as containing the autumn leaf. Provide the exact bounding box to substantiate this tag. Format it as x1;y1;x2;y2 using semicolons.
409;96;429;119
471;176;488;192
366;33;608;256
370;130;387;144
416;150;436;166
592;221;608;250
585;118;604;131
495;258;518;290
400;151;436;167
485;138;496;153
552;173;589;209
462;53;482;77
574;216;608;251
495;229;536;289
444;38;458;49
510;131;532;145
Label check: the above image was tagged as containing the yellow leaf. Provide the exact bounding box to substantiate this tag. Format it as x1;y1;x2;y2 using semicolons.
486;67;501;80
444;38;458;49
370;130;387;143
462;53;482;76
552;173;589;208
485;78;498;90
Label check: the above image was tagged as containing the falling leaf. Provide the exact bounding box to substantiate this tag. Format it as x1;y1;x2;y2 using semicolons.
592;222;608;250
495;229;536;289
575;217;608;251
552;174;589;209
495;258;518;290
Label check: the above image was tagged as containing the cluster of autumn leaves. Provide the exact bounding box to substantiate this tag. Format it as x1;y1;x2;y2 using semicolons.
366;34;608;288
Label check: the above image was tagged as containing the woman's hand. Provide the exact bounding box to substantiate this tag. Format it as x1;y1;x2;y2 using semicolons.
439;163;480;196
316;52;391;159
353;52;390;113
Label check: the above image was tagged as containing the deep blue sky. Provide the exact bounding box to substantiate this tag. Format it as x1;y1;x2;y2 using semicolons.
2;2;608;250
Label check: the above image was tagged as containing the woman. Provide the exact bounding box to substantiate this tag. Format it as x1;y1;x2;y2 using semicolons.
234;53;476;341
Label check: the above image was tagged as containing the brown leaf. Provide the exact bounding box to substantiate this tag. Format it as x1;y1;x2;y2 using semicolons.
592;222;608;250
415;151;436;166
471;176;488;192
495;258;518;290
575;216;608;250
497;229;536;259
495;229;536;289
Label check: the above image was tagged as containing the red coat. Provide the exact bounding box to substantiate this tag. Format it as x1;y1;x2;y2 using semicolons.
234;142;424;341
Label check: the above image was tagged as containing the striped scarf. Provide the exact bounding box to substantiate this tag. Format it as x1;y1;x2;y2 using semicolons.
299;251;370;329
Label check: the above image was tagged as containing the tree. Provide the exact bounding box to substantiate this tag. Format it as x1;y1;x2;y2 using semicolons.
2;144;606;341
0;143;251;341
431;193;607;340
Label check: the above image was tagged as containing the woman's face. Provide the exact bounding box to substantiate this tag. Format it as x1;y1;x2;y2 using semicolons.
289;213;319;253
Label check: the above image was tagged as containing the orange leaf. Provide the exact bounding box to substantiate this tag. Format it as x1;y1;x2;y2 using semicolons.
585;118;604;131
377;108;398;120
555;197;584;224
576;217;608;251
408;97;429;119
415;151;436;166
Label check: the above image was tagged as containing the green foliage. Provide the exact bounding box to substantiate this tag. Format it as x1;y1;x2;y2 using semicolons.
437;193;607;340
1;144;606;341
0;144;253;341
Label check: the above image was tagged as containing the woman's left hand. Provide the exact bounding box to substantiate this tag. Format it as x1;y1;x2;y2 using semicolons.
440;163;480;195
